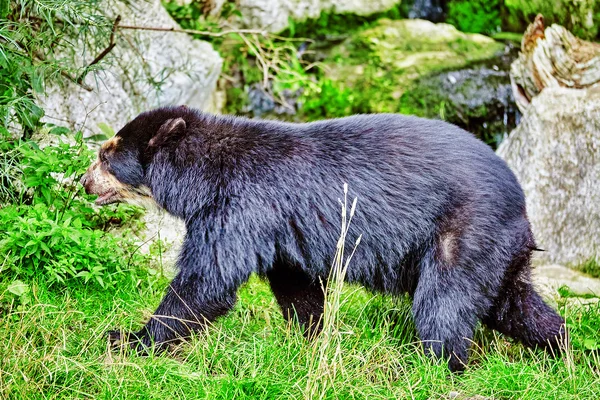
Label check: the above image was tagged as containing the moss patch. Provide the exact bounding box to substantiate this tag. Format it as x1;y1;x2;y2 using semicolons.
505;0;600;40
322;19;504;113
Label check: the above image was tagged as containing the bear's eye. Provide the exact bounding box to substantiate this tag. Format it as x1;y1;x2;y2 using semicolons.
99;153;111;171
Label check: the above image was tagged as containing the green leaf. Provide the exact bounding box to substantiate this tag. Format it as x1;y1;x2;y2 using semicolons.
7;280;30;297
70;232;81;245
41;187;52;205
19;103;44;129
584;338;599;350
31;69;44;93
24;177;41;187
97;123;115;138
86;134;109;142
75;131;84;142
49;126;71;136
0;0;9;19
39;241;51;254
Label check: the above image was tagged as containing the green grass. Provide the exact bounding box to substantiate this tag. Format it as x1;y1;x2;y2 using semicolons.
577;258;600;279
490;32;523;44
1;274;599;399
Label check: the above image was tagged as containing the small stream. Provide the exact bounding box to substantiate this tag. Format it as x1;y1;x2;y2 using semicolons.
409;0;447;22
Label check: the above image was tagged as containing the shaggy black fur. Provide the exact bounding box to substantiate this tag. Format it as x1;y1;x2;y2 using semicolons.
89;106;565;372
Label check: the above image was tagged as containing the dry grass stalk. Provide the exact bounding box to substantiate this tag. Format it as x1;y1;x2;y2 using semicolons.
305;183;361;400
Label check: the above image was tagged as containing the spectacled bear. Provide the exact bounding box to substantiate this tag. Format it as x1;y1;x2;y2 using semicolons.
80;106;565;372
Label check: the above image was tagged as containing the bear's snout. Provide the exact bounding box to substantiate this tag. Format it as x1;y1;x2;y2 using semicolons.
80;161;102;195
79;160;127;205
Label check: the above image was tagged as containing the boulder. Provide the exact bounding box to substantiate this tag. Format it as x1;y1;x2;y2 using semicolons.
533;264;600;298
497;87;600;266
140;210;186;273
397;50;519;146
215;0;400;33
38;0;222;136
324;19;503;89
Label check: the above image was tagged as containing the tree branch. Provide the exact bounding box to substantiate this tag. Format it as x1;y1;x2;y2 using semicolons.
75;15;122;87
116;24;266;38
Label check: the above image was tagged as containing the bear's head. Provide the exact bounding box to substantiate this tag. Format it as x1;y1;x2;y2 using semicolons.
80;107;189;206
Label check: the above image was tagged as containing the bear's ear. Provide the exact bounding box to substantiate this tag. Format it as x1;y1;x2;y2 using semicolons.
149;118;186;148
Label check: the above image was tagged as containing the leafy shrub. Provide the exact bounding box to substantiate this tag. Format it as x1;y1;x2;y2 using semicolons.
0;1;117;136
505;0;600;40
447;0;502;34
0;203;146;287
300;80;354;120
0;131;152;288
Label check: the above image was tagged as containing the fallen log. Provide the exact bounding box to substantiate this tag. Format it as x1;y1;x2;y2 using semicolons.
510;14;600;112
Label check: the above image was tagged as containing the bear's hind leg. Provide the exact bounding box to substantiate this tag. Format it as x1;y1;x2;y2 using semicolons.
482;251;566;352
266;264;325;338
412;249;493;372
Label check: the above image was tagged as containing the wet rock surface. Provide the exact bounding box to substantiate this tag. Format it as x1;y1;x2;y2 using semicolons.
399;45;520;146
409;0;447;22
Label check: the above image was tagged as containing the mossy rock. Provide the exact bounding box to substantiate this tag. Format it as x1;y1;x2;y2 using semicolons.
323;19;503;111
319;18;516;146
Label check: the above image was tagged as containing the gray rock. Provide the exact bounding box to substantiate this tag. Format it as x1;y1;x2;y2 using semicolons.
219;0;400;33
533;264;600;298
497;87;600;266
38;0;222;136
139;209;185;274
402;55;520;146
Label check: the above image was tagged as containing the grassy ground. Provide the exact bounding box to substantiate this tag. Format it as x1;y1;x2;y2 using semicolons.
1;273;599;399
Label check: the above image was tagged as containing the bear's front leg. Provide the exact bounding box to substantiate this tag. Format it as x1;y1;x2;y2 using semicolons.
266;262;325;339
107;215;261;353
109;271;238;353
